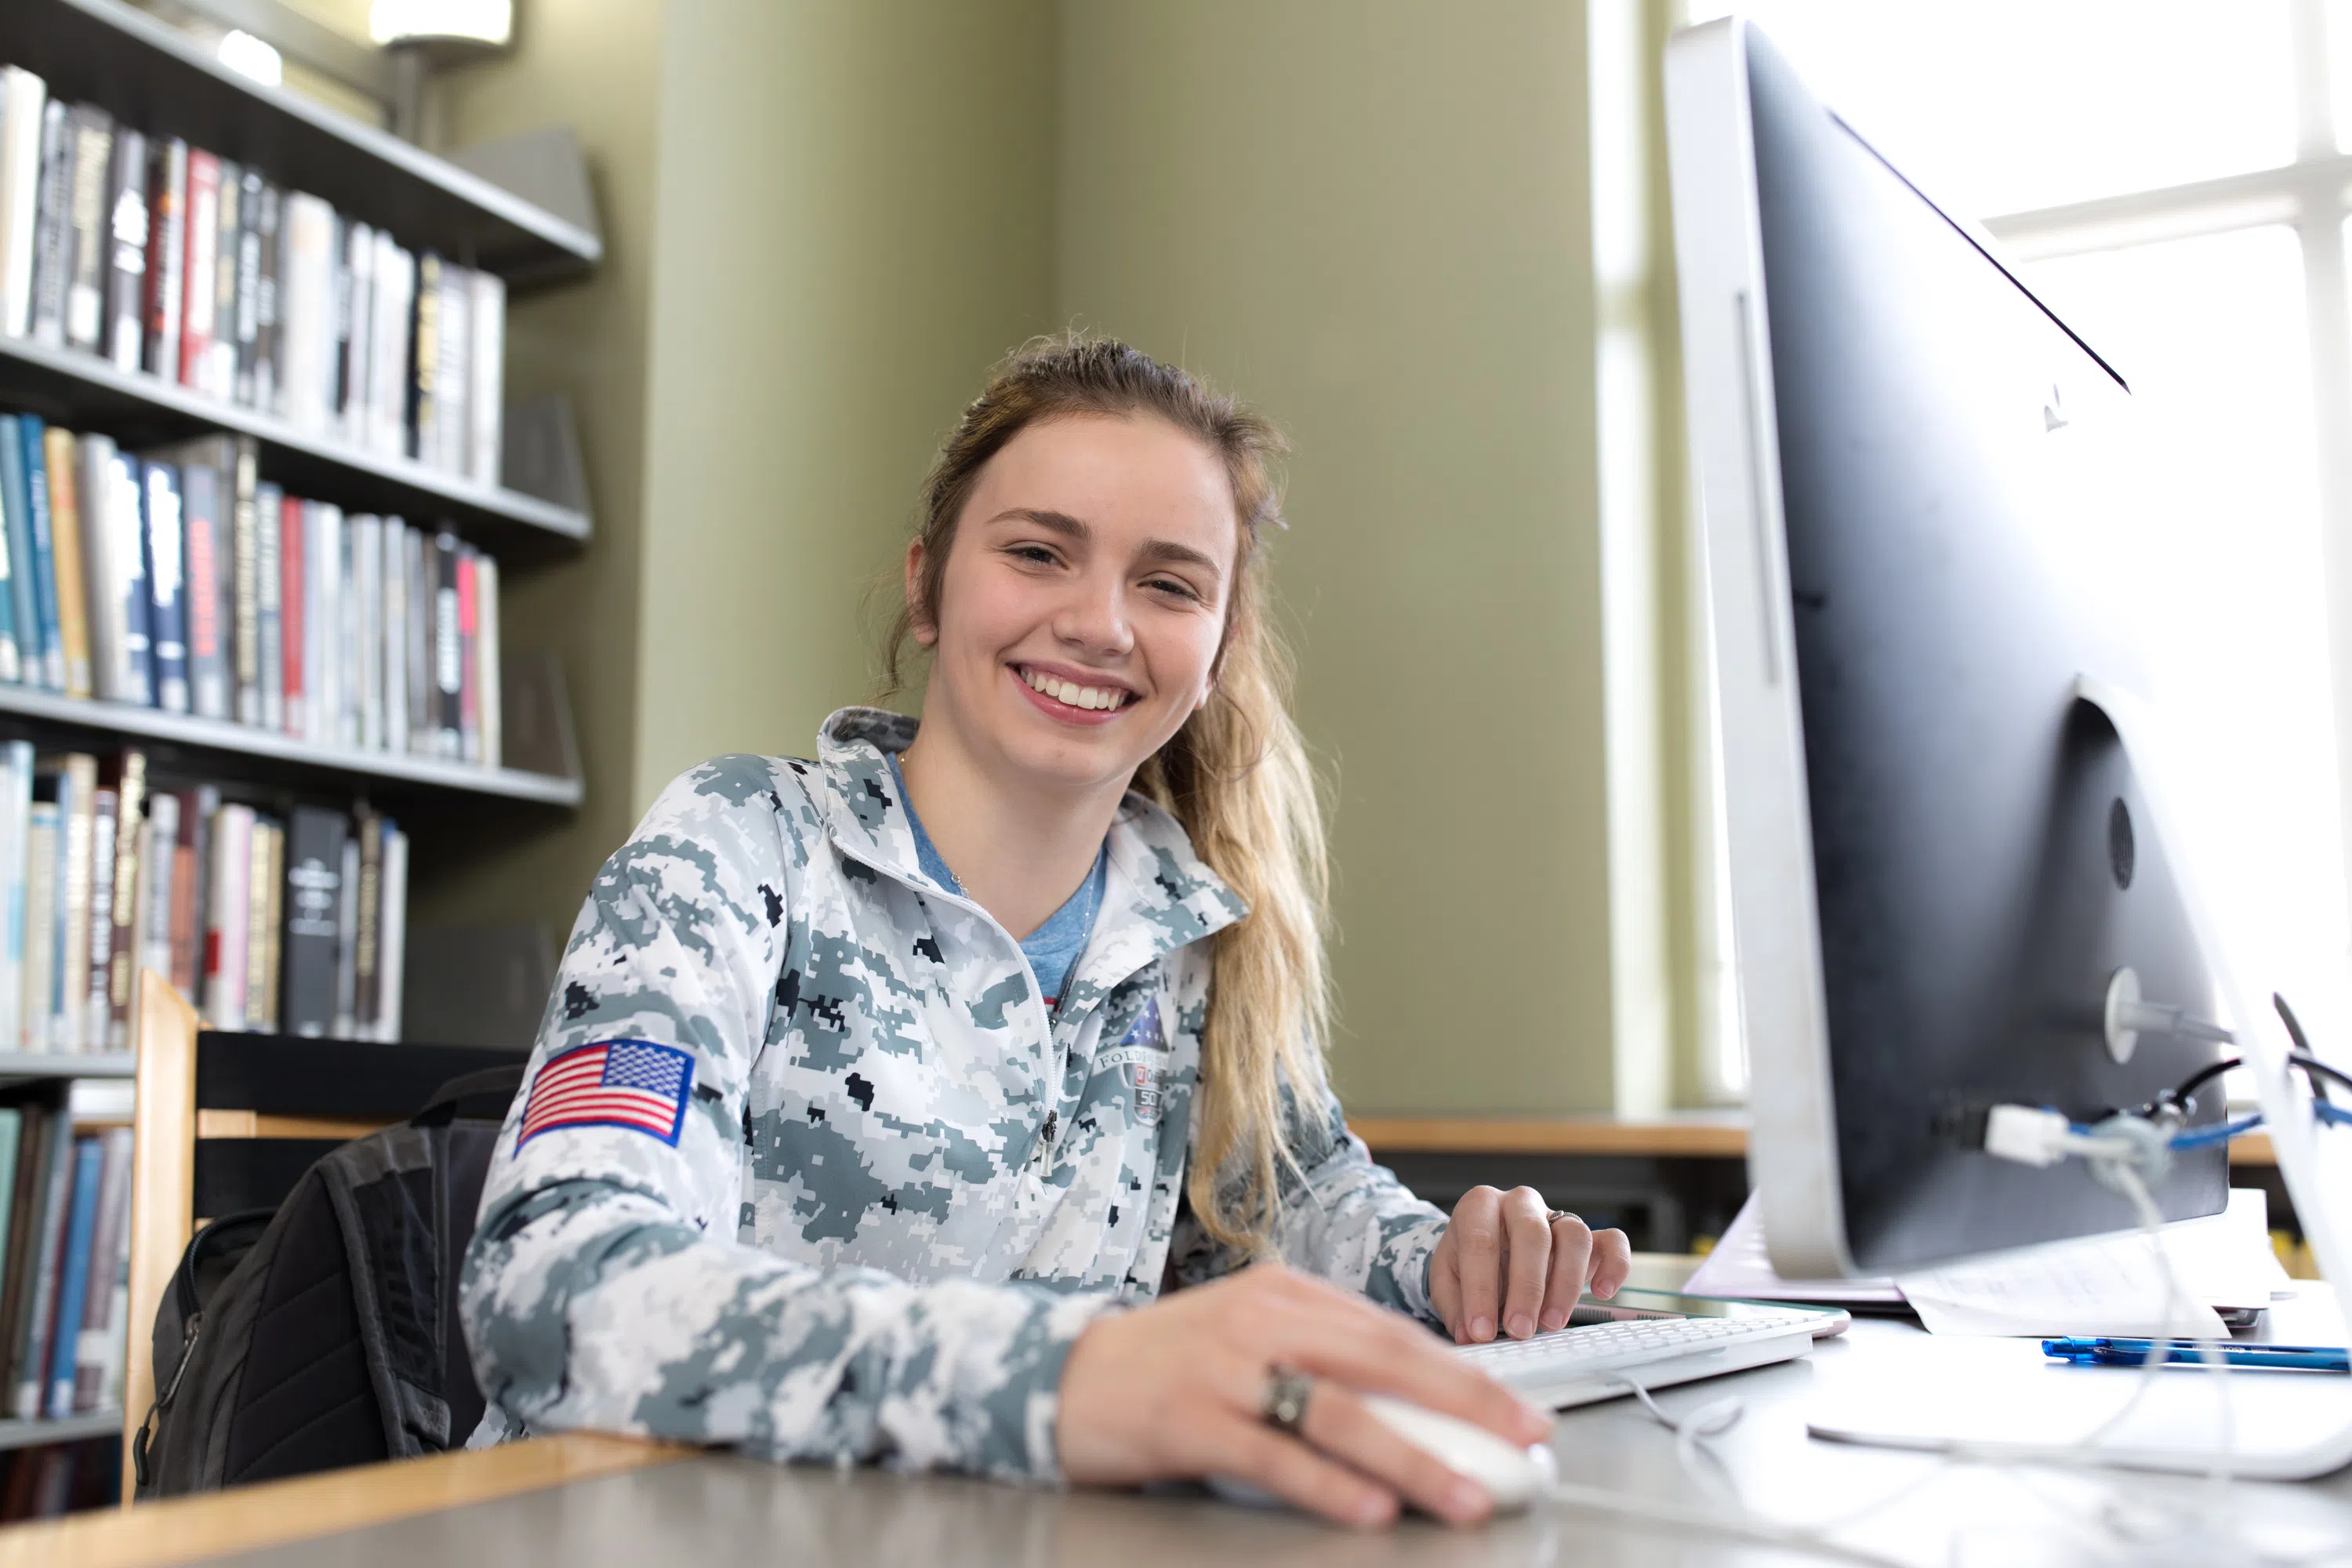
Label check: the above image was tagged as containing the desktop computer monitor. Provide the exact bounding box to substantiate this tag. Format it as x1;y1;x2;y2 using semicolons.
1661;19;2234;1278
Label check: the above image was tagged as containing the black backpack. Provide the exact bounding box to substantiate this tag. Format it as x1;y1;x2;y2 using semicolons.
132;1067;522;1497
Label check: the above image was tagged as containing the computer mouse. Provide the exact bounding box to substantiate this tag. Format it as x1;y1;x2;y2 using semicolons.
1205;1393;1559;1516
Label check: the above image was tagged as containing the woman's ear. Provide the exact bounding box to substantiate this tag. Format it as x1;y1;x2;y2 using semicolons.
905;539;937;647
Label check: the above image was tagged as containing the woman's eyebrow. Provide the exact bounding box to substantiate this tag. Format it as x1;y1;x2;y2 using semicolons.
987;508;1224;582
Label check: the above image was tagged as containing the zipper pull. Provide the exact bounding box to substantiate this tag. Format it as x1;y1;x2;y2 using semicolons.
1040;1109;1059;1151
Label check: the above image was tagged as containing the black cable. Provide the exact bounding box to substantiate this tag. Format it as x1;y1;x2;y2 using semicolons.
2275;995;2332;1104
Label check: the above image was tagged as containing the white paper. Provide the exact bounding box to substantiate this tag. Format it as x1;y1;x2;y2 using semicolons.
1683;1192;1907;1305
1893;1189;2287;1338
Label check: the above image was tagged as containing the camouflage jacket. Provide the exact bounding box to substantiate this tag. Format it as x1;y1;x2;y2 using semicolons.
461;708;1449;1480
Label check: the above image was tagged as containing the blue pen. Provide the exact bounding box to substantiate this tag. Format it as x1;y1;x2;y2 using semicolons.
2043;1337;2350;1371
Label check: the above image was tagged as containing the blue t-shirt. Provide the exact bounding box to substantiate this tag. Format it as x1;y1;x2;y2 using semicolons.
889;754;1106;1009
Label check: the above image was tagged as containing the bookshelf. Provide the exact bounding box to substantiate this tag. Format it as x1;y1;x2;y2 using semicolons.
0;1409;117;1452
0;0;602;1508
0;334;590;560
0;0;601;289
0;684;582;806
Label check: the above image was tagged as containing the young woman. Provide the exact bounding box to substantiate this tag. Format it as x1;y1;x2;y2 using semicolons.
461;336;1632;1529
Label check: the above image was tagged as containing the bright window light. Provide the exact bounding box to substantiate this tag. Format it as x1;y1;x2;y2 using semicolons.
216;28;284;87
369;0;514;47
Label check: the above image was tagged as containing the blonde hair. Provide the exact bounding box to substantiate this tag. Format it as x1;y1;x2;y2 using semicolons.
883;334;1328;1256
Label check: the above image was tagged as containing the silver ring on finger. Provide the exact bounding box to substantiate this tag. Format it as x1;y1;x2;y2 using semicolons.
1546;1209;1576;1225
1261;1365;1315;1436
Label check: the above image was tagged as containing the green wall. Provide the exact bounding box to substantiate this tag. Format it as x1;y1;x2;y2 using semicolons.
416;2;1695;1115
632;1;1061;805
1055;2;1629;1113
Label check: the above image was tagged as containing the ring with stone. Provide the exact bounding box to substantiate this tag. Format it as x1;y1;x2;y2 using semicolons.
1261;1366;1315;1436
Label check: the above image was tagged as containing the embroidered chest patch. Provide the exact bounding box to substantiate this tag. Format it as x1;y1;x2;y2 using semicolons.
517;1040;695;1149
1095;996;1170;1125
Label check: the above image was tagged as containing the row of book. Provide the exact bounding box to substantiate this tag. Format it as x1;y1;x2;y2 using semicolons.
0;416;506;769
0;1105;129;1425
0;64;506;485
0;744;412;1053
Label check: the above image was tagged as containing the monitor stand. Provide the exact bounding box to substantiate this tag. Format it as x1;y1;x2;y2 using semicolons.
1804;677;2352;1478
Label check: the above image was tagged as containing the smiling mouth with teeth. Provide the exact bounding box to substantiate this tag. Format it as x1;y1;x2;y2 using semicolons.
1020;666;1134;712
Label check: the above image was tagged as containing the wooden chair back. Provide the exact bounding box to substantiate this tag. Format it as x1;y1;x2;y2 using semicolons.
119;969;524;1503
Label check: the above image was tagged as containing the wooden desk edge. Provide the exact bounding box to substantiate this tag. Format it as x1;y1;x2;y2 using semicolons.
0;1432;690;1568
1349;1118;2281;1167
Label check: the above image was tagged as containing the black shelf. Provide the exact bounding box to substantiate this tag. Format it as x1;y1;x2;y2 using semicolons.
0;336;590;564
0;0;600;290
0;684;582;807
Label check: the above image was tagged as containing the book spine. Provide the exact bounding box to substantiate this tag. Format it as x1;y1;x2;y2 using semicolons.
371;238;411;459
168;789;202;997
42;1136;100;1417
434;263;470;476
230;437;260;724
0;415;34;686
54;755;93;1051
114;452;154;708
71;1125;129;1410
281;807;345;1037
25;100;68;347
433;531;460;757
201;802;250;1031
251;183;281;418
405;527;429;751
304;503;332;747
180;453;225;720
143;138;185;383
336;515;356;747
75;438;127;704
332;834;358;1036
102;127;147;373
141;789;178;985
328;212;350;427
256;481;283;732
469;270;505;487
208;161;240;403
280;492;303;738
15;1127;75;1416
281;194;332;435
177;151;219;391
0;1114;19;1318
411;252;440;464
82;789;115;1050
355;515;381;750
42;425;89;698
0;1108;54;1403
0;423;20;684
243;817;274;1033
231;169;260;406
22;805;55;1050
376;822;406;1042
340;221;372;446
0;742;25;1047
353;808;380;1036
144;462;188;713
457;545;479;764
63;106;115;354
383;521;408;757
0;68;49;339
105;750;145;1047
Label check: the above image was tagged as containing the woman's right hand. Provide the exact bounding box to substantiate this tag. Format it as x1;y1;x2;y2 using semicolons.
1054;1262;1552;1528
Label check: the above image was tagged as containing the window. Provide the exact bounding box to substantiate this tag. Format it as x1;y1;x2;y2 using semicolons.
1683;2;2352;1096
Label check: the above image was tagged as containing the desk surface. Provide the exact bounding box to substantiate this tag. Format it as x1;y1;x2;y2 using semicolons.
31;1286;2352;1566
1350;1115;2284;1167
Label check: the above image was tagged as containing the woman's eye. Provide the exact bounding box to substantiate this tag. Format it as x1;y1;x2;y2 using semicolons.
1008;545;1059;566
1145;577;1200;601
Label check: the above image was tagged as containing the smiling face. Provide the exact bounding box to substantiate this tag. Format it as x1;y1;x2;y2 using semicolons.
909;412;1240;797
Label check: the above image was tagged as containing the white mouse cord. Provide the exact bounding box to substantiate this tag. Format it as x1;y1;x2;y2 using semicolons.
1611;1375;1748;1506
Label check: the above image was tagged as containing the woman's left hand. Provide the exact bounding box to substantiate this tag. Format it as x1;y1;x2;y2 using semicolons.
1428;1186;1634;1345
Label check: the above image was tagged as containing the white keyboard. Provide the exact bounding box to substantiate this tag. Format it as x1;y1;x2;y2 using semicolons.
1454;1308;1824;1399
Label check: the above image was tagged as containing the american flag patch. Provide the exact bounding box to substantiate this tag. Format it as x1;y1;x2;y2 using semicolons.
517;1040;694;1149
